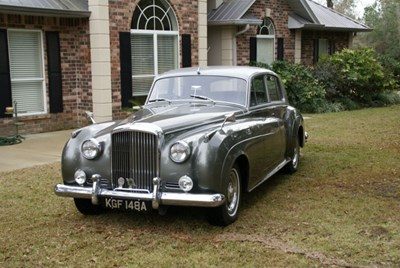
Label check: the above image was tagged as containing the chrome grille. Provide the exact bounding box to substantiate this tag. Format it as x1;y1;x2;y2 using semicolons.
111;131;159;192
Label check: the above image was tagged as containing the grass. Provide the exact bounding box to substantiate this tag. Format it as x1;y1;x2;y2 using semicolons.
1;105;400;267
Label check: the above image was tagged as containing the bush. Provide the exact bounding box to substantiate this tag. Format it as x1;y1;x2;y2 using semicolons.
377;55;400;90
315;49;388;102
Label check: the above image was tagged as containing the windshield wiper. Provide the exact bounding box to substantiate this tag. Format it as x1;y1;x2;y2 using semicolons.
148;98;170;103
190;94;215;102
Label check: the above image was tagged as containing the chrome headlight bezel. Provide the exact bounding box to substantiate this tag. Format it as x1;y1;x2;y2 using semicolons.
170;140;191;163
81;138;102;160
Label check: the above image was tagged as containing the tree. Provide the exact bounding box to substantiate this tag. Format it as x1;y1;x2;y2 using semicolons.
362;0;400;60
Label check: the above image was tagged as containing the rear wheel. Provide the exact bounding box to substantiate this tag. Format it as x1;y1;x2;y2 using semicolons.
74;198;103;215
207;164;241;226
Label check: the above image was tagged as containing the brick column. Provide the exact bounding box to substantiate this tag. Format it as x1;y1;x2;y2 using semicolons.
198;0;208;67
89;0;112;122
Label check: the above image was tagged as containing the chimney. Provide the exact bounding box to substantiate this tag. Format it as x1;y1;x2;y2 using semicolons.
327;0;334;8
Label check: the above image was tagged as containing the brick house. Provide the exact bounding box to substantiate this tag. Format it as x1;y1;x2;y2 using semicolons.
0;0;370;135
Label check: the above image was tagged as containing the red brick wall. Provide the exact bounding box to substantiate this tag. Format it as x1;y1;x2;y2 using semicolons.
108;0;199;120
0;14;91;136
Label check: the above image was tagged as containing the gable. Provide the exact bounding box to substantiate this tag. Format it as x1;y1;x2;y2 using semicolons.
288;0;371;32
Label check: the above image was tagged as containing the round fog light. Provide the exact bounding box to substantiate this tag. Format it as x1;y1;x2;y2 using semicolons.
74;169;87;186
178;175;193;192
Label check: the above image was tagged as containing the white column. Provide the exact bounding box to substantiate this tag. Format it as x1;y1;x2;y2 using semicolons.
294;29;302;64
89;0;112;122
198;0;208;67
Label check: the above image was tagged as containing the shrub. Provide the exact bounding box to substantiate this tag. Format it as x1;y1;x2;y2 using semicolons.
377;55;400;90
316;49;387;102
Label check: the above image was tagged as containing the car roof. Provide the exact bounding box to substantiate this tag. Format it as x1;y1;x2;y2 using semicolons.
156;66;277;80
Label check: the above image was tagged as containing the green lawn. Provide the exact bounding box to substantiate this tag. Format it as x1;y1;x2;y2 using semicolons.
1;105;399;267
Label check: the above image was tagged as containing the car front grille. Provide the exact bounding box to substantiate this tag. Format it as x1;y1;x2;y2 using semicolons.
111;130;159;192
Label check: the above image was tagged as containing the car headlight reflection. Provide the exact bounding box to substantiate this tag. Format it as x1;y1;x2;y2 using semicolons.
81;138;102;160
170;141;191;163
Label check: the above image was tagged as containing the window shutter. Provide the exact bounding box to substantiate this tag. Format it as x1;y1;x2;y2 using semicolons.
182;34;191;67
313;39;319;64
277;38;284;61
0;29;12;118
249;37;257;63
120;32;132;108
329;40;336;55
46;32;63;113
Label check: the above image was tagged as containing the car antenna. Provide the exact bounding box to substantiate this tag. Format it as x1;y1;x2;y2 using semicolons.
197;66;201;75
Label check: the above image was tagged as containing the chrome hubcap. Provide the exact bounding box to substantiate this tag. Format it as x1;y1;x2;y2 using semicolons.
227;168;240;216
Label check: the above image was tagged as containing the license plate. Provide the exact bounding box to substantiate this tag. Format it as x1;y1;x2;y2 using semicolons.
103;198;148;212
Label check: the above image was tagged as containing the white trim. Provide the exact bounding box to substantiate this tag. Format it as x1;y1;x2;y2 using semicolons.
7;29;47;116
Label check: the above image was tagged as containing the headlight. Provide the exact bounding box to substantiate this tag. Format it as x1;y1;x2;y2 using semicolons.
179;175;193;192
81;138;102;159
170;141;191;163
74;169;87;185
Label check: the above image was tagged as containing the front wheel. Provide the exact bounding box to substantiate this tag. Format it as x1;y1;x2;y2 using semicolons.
285;135;300;174
207;164;241;226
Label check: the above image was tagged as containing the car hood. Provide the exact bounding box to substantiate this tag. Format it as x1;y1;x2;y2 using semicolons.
116;102;244;134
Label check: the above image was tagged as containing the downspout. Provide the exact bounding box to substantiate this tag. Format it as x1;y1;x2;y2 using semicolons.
233;24;250;65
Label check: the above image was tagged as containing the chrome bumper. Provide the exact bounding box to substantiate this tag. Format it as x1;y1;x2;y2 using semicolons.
54;175;225;209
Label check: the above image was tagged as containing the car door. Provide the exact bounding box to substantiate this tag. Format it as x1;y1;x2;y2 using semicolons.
247;74;284;190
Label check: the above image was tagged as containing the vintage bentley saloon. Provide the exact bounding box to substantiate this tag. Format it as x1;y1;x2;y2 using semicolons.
55;66;306;226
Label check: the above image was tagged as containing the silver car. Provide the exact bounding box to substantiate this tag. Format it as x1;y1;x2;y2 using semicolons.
55;66;306;226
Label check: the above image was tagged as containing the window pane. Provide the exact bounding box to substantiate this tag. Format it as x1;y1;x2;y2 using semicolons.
319;39;329;57
266;76;281;102
158;35;177;73
8;31;42;79
132;76;154;96
251;76;267;106
8;30;45;115
131;34;154;75
257;38;274;65
11;80;44;113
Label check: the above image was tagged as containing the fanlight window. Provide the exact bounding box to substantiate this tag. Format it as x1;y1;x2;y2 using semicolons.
131;0;178;31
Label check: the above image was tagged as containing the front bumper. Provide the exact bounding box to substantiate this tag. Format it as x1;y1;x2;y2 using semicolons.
54;175;225;209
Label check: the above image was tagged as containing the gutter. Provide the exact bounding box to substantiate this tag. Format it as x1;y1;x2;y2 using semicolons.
0;5;91;18
233;24;251;65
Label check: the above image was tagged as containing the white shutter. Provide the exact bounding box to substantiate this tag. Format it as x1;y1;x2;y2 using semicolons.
8;30;45;114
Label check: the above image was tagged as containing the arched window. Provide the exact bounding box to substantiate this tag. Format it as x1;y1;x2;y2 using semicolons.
256;18;275;64
131;0;179;96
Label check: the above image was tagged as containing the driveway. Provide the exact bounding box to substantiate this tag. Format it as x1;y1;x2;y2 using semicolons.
0;130;71;172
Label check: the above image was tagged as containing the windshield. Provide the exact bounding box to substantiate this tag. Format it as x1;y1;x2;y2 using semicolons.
148;75;247;106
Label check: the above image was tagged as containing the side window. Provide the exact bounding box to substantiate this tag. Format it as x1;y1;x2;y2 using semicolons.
250;75;268;106
266;75;282;102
